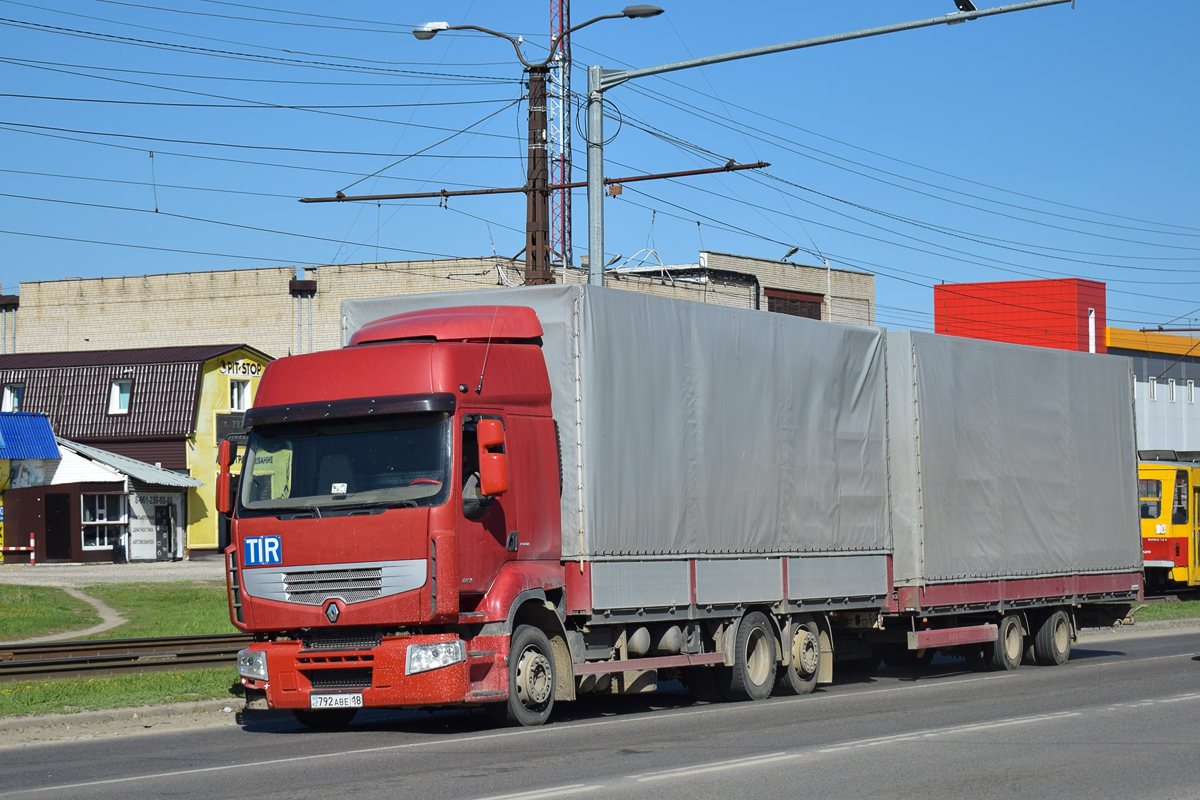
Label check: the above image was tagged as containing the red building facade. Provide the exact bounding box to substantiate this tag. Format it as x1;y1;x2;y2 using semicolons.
934;278;1106;354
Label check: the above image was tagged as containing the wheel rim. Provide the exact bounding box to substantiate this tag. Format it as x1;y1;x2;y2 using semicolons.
793;629;819;677
1002;619;1022;662
516;646;553;708
745;626;772;686
1053;616;1069;655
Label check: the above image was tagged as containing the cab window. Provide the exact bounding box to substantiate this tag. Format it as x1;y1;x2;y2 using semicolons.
1172;470;1189;525
461;415;502;519
1139;478;1161;519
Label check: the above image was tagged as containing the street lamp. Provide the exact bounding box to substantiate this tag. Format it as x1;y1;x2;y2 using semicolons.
414;6;663;285
584;0;1071;286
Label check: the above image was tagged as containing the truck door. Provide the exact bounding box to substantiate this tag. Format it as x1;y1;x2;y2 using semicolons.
456;414;519;595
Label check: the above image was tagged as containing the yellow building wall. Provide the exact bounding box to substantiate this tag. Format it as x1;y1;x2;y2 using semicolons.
186;349;268;552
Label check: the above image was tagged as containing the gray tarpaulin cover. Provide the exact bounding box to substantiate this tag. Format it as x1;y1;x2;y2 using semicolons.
343;285;889;559
887;331;1142;585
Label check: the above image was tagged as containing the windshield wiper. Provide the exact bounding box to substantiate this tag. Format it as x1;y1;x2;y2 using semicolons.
340;500;418;511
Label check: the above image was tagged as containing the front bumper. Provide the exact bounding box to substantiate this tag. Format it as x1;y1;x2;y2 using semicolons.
240;633;506;711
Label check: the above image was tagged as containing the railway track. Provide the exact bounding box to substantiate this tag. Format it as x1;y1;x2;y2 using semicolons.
0;633;253;682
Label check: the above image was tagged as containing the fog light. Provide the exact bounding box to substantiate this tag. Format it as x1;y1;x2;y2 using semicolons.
405;640;465;675
237;649;269;682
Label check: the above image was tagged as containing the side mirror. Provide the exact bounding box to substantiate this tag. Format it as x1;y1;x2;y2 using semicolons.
477;419;508;497
216;439;234;515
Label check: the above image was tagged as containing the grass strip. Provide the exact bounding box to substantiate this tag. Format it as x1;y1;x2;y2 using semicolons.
0;585;101;642
0;668;242;717
1134;599;1200;622
81;582;236;639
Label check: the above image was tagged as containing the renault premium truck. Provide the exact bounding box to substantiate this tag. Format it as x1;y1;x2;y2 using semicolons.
225;285;1141;728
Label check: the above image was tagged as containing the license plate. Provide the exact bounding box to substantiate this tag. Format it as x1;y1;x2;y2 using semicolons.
310;693;363;709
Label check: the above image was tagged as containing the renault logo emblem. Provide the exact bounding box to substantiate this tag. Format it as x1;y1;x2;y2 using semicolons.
324;601;340;624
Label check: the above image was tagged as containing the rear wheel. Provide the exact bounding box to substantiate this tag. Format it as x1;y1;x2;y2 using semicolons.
488;625;556;727
985;614;1024;671
775;616;819;696
1034;610;1072;666
292;708;357;730
728;612;777;701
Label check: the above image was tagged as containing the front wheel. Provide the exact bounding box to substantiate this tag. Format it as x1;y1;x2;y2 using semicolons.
488;625;556;727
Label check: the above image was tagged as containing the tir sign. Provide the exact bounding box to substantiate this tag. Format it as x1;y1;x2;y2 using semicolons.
244;535;282;566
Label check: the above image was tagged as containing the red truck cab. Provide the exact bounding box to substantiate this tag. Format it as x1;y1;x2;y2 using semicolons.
225;306;564;727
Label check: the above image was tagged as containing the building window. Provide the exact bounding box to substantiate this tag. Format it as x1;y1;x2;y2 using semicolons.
108;379;132;415
230;379;250;412
1149;378;1157;401
1170;378;1177;403
1;384;23;412
765;288;824;321
1189;380;1195;404
82;494;127;549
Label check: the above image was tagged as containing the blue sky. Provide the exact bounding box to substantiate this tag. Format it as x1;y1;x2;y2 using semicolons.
2;1;1197;332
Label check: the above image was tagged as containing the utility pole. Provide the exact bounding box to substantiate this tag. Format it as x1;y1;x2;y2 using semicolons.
525;66;553;285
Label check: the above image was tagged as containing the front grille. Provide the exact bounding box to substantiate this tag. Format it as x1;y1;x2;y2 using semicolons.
307;668;373;689
285;567;383;605
302;628;382;651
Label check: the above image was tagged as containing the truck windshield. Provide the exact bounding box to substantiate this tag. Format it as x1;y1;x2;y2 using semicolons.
238;412;451;515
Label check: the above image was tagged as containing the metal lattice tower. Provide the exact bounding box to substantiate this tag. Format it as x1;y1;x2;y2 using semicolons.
549;0;572;270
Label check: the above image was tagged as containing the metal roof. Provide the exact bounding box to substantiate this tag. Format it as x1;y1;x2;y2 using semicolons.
0;413;60;460
0;344;271;370
55;437;205;487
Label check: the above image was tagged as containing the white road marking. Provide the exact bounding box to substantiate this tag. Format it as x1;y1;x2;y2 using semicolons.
819;711;1081;753
468;785;603;800
630;752;800;782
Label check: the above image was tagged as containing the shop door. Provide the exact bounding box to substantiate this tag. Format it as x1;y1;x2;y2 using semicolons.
44;494;71;560
155;505;173;561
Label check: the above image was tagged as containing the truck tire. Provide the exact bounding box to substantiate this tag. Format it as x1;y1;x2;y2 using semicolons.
985;614;1023;671
291;708;357;730
488;625;556;727
728;612;777;701
1033;609;1071;666
774;616;819;696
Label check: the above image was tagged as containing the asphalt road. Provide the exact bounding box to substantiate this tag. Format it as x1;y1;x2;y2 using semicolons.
2;627;1199;800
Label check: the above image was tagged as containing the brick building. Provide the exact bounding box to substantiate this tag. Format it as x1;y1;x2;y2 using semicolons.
8;253;874;358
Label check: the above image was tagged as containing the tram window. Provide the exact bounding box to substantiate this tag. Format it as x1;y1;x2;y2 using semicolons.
1140;478;1162;519
1172;470;1189;525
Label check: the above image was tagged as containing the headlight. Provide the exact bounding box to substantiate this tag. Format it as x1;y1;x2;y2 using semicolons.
237;649;269;682
405;640;465;676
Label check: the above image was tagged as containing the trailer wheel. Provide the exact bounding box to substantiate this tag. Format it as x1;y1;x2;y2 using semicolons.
1034;610;1071;666
774;616;819;696
728;612;777;701
291;708;357;730
985;615;1023;671
488;625;556;727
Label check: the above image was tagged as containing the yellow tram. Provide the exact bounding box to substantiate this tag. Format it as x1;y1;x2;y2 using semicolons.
1139;459;1200;590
